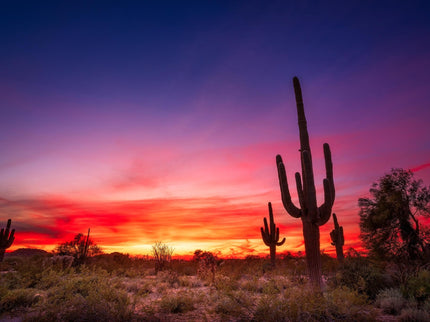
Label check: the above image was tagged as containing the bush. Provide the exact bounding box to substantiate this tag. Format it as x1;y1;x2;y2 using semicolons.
159;292;195;313
402;269;430;304
399;308;430;322
376;288;406;315
30;269;134;321
0;288;40;313
331;256;392;299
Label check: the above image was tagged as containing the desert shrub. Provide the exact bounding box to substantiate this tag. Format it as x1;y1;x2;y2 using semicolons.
152;242;174;273
402;269;430;304
261;278;281;295
0;288;40;313
253;295;290;321
213;291;252;320
29;270;133;321
157;269;180;288
331;256;392;299
159;292;195;313
170;259;197;276
325;286;375;320
375;288;406;315
254;285;375;321
399;308;430;322
178;275;202;288
215;274;238;291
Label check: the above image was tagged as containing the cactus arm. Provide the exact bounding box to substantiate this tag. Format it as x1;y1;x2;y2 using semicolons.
6;230;15;248
317;144;335;226
323;143;335;202
317;179;332;226
295;172;305;209
260;227;270;246
276;155;302;218
269;203;276;240
277;236;286;246
263;217;269;237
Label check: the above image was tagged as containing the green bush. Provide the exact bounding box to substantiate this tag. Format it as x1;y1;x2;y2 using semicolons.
0;288;40;313
331;256;392;299
29;270;133;321
402;269;430;303
159;292;195;313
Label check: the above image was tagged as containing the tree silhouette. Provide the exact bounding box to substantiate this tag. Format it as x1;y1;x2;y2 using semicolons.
54;229;102;263
359;168;430;262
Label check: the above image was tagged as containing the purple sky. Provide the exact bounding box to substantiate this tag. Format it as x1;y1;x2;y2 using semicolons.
1;1;429;256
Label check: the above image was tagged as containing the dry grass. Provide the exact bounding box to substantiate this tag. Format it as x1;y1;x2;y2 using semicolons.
2;254;427;321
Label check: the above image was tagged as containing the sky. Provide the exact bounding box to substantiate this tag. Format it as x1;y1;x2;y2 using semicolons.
1;1;429;257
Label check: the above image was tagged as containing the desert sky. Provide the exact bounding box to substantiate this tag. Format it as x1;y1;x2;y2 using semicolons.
1;1;429;257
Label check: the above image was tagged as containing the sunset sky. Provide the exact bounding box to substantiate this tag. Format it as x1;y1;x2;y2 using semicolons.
1;1;429;257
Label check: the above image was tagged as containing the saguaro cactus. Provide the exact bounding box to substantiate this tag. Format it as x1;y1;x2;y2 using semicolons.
79;228;91;262
261;202;286;268
0;219;15;262
276;77;335;289
330;213;344;262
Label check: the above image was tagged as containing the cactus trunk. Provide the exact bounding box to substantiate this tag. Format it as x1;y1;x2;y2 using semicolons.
303;220;322;288
276;77;335;289
269;244;276;268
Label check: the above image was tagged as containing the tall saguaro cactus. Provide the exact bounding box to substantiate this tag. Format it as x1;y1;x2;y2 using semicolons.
330;213;344;263
0;219;15;262
276;77;335;289
261;202;286;268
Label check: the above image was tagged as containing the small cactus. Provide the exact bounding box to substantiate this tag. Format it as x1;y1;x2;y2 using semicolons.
261;202;286;268
330;213;344;262
0;219;15;262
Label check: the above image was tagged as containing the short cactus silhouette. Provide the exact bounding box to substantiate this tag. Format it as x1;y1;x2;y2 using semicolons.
330;213;344;262
276;77;335;289
0;219;15;262
261;202;286;268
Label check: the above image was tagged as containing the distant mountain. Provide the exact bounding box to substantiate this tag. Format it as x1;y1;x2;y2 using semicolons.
6;248;49;257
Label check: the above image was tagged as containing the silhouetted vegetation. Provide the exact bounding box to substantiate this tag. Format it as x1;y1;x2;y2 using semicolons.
330;213;344;263
0;219;15;262
276;77;335;289
54;229;102;265
260;202;285;268
152;241;174;273
359;168;430;263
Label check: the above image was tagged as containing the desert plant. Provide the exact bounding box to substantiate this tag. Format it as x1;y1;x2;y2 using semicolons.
0;219;15;262
359;168;430;262
152;241;174;273
276;77;335;289
54;229;101;265
330;213;345;263
260;202;286;268
402;269;430;304
376;288;406;315
399;308;430;322
159;291;195;313
193;249;219;284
